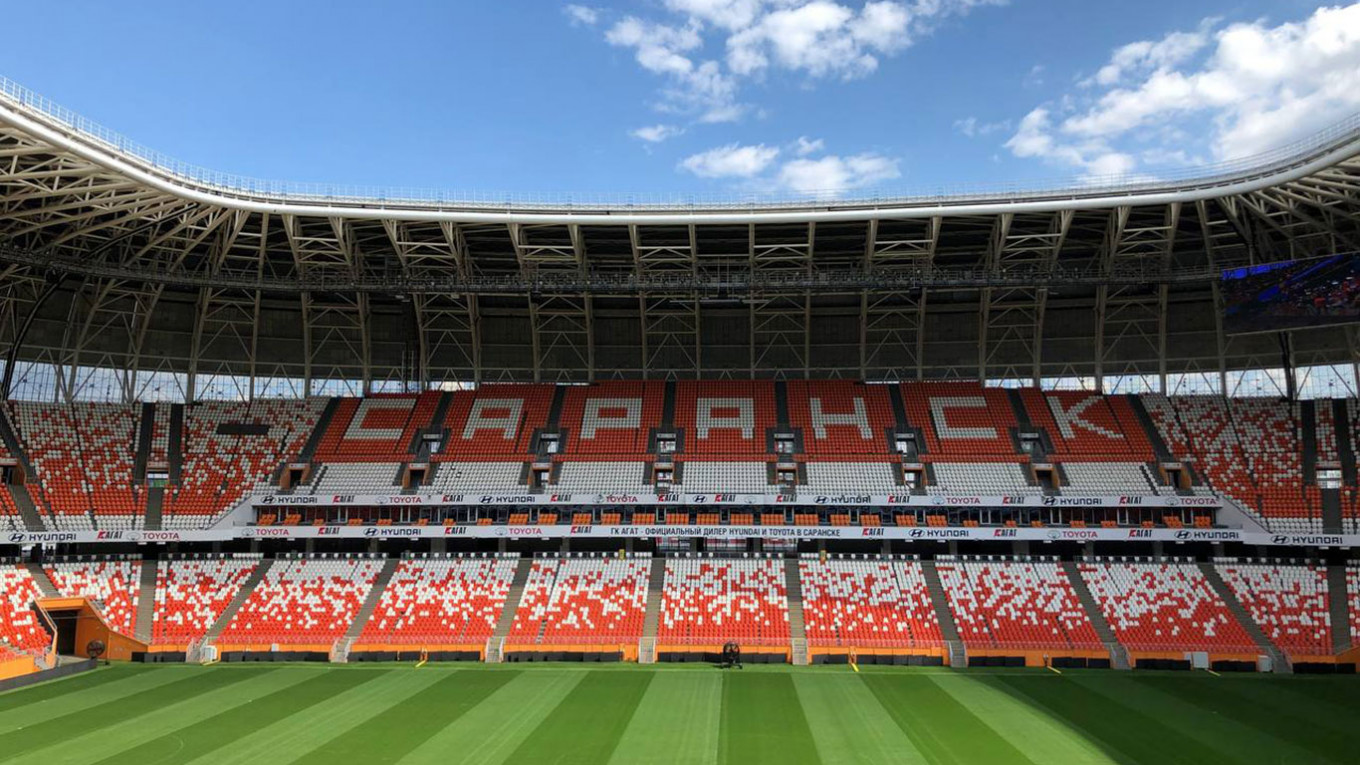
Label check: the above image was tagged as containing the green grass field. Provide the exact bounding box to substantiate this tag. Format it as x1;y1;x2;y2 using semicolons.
0;663;1357;764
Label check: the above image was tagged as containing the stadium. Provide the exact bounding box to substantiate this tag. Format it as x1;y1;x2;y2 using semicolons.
1;10;1360;760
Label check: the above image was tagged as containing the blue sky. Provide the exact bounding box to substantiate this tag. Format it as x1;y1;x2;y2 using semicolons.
1;0;1355;199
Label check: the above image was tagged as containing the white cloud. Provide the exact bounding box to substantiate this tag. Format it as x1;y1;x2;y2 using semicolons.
585;1;1005;122
632;124;685;143
777;152;900;195
680;143;782;177
682;138;900;196
954;116;1011;138
1004;4;1360;179
564;4;601;26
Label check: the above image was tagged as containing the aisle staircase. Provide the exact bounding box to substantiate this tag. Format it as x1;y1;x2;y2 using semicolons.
920;559;966;668
639;556;666;664
1061;560;1129;669
486;557;533;663
784;558;808;665
134;558;158;643
332;557;400;662
1199;562;1291;673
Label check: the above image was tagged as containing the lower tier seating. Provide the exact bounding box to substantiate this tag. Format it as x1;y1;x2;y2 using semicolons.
1060;462;1159;496
936;557;1101;650
798;555;941;648
217;556;382;646
659;556;789;646
1079;559;1255;652
508;555;649;645
152;555;261;645
1349;564;1360;646
360;554;517;645
0;564;50;654
928;463;1040;496
45;557;140;636
802;463;900;493
1215;560;1332;657
679;462;770;492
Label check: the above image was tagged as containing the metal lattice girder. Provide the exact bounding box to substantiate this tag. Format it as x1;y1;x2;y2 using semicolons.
639;293;699;378
749;291;809;377
860;289;925;380
529;292;593;382
413;292;480;386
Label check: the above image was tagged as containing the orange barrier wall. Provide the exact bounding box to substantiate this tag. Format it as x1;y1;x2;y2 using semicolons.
0;655;37;682
37;597;148;662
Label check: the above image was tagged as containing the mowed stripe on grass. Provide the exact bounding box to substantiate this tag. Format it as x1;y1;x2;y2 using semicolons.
0;665;1358;764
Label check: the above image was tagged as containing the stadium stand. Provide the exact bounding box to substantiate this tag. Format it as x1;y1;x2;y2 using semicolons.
936;557;1101;650
802;462;900;492
797;555;942;648
785;381;895;456
1019;390;1154;460
312;392;440;462
674;381;776;456
217;555;382;646
303;462;403;495
903;382;1018;456
1061;462;1159;495
508;554;649;645
659;556;789;646
1144;395;1263;520
928;463;1038;496
165;398;325;526
0;564;51;655
1215;560;1333;657
437;386;553;457
1230;400;1312;530
151;554;261;645
8;402;141;529
45;557;141;635
558;382;664;455
1350;563;1360;645
552;462;652;493
1077;559;1256;653
423;462;525;492
678;461;769;492
359;554;517;645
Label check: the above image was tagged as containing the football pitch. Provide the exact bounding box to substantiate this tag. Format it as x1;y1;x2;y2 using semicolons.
0;663;1357;764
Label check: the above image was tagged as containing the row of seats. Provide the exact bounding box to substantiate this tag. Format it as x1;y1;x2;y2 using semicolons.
937;558;1101;650
0;565;50;655
1079;560;1255;652
659;557;789;645
1216;561;1332;656
798;556;941;647
45;558;141;636
218;557;382;645
361;555;516;645
152;555;261;644
509;556;649;644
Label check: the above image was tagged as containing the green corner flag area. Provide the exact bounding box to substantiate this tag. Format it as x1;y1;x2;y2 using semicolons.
2;663;1358;765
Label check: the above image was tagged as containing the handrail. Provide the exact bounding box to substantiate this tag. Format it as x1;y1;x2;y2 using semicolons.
2;74;1360;212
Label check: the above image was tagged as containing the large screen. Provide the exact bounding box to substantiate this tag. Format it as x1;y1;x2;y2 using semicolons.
1221;252;1360;334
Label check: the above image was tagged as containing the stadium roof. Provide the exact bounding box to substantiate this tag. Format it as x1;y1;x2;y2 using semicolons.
0;77;1358;394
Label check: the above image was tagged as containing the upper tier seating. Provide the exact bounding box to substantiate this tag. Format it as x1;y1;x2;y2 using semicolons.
936;557;1101;650
1061;462;1159;496
8;402;141;527
1215;560;1332;657
1314;404;1338;463
1078;560;1255;652
928;463;1039;496
424;462;526;492
304;462;403;495
437;385;553;458
217;556;382;645
0;490;22;532
166;398;325;525
1019;390;1154;460
902;382;1018;456
0;564;50;654
46;558;140;635
1145;395;1260;517
313;392;440;462
786;381;895;456
360;555;516;645
674;381;777;456
1230;400;1310;528
508;555;649;645
553;462;652;493
659;556;789;646
798;556;942;648
802;463;900;493
559;382;664;455
679;462;770;492
151;555;261;645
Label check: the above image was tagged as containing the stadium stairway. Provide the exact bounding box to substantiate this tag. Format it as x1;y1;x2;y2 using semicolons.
134;558;158;643
1062;560;1130;670
200;559;273;649
1321;490;1344;534
333;556;400;662
1328;564;1353;653
133;402;154;481
1300;401;1319;484
8;486;46;531
296;398;340;463
1333;400;1358;486
1199;562;1291;673
920;559;966;668
639;556;666;664
23;562;59;598
143;487;164;531
167;403;184;484
784;558;808;666
486;557;533;663
1127;396;1174;463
